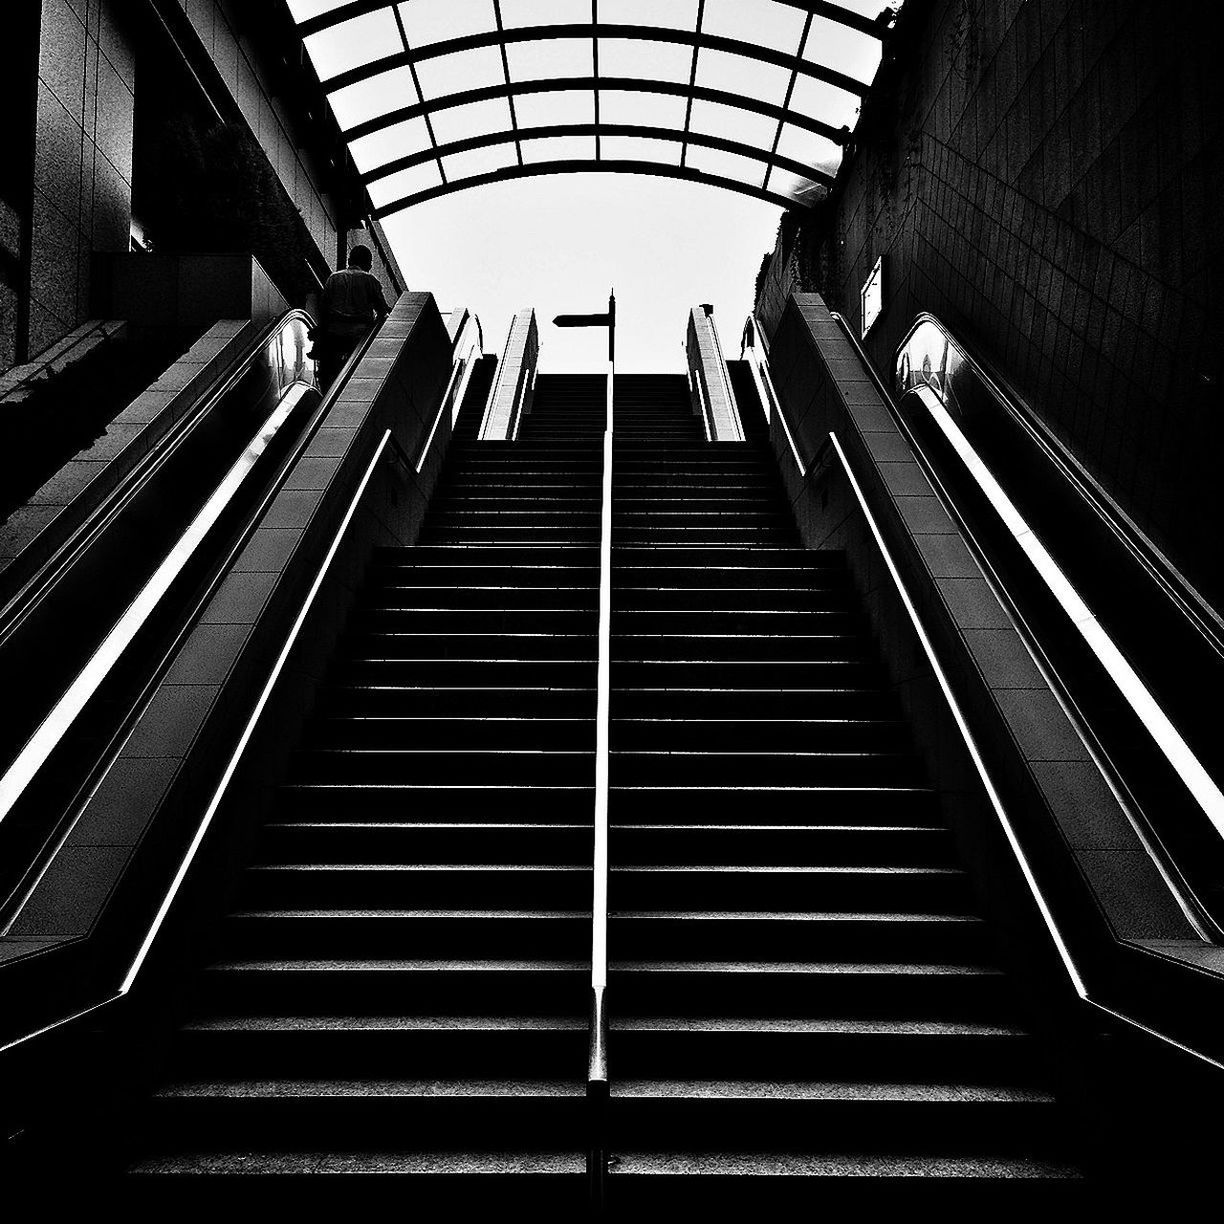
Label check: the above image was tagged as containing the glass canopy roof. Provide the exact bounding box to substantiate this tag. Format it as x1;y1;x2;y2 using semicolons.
286;0;903;216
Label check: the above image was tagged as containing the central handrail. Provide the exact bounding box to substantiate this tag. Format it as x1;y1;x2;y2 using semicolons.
587;355;614;1206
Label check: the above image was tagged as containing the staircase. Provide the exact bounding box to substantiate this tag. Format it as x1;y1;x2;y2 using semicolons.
604;373;1082;1206
123;369;1084;1206
126;375;607;1199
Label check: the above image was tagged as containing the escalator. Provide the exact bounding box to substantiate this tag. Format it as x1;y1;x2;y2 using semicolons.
1;294;1218;1208
0;309;323;912
123;371;601;1197
604;376;1082;1204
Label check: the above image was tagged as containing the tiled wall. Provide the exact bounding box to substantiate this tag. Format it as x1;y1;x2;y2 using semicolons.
13;1;350;366
28;0;135;359
780;0;1224;605
175;0;340;278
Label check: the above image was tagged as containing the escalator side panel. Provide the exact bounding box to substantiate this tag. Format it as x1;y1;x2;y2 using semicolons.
0;293;454;1047
0;318;257;604
764;293;1220;1045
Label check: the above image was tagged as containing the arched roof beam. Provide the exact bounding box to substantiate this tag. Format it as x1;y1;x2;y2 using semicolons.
343;75;851;148
299;1;887;42
372;159;804;219
321;24;871;100
364;122;835;191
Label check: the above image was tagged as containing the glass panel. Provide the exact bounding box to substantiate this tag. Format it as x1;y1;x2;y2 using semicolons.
775;124;842;174
689;99;777;151
599;37;693;83
329;67;420;131
286;0;352;20
602;0;700;28
602;134;681;165
803;14;882;85
397;0;497;48
304;9;402;81
349;115;433;172
686;143;766;187
507;37;593;81
696;48;790;105
367;160;444;208
431;97;514;146
516;88;597;127
788;73;861;131
500;0;590;28
444;142;519;180
600;0;699;29
770;168;831;203
599;89;687;130
415;45;507;98
522;134;597;163
822;0;895;19
701;0;806;55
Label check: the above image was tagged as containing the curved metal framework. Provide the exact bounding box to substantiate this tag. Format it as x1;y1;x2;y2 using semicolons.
287;1;902;216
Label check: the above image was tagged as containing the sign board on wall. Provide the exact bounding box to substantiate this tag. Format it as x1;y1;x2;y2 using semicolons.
861;256;884;339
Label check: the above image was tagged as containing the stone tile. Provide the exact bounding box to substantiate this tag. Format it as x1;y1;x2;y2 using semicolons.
877;461;934;498
162;623;252;686
913;534;981;579
262;487;326;530
38;0;88;121
961;628;1046;689
233;527;304;573
993;688;1090;763
68;756;180;842
894;495;958;535
199;571;279;625
0;505;63;560
1031;760;1143;851
283;455;344;491
7;844;133;938
121;685;220;760
936;577;1014;629
304;427;359;459
1074;849;1198;940
26;459;108;505
34;86;86;230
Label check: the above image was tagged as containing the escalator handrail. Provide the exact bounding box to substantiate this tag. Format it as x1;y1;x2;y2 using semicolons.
899;312;1224;655
0;322;463;1054
416;308;483;473
0;309;315;641
586;354;614;1211
750;306;1224;1068
0;320;372;921
830;310;1221;933
0;310;318;840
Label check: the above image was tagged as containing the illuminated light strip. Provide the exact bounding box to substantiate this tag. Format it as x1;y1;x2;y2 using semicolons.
743;316;805;476
417;318;482;473
827;431;1087;997
589;360;613;1083
912;385;1224;841
0;383;313;829
121;430;395;993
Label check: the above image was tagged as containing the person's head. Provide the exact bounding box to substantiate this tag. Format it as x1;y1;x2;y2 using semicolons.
348;245;373;272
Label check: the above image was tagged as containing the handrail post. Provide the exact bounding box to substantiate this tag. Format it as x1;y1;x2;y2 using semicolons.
587;351;614;1211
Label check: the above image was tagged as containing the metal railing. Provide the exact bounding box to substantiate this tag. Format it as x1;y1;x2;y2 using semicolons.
587;351;614;1210
686;305;744;442
479;307;539;441
0;310;470;1052
745;307;1224;1071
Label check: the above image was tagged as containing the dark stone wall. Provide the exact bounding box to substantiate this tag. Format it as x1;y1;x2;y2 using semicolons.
769;0;1224;605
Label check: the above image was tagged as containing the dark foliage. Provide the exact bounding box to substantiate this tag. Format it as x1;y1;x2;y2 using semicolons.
140;118;318;303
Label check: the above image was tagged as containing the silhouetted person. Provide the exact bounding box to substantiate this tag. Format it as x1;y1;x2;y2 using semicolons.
315;244;389;390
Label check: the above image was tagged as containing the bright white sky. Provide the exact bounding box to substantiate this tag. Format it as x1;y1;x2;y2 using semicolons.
382;173;782;373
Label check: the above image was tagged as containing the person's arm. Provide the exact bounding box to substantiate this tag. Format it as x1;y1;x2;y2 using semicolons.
371;276;389;321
